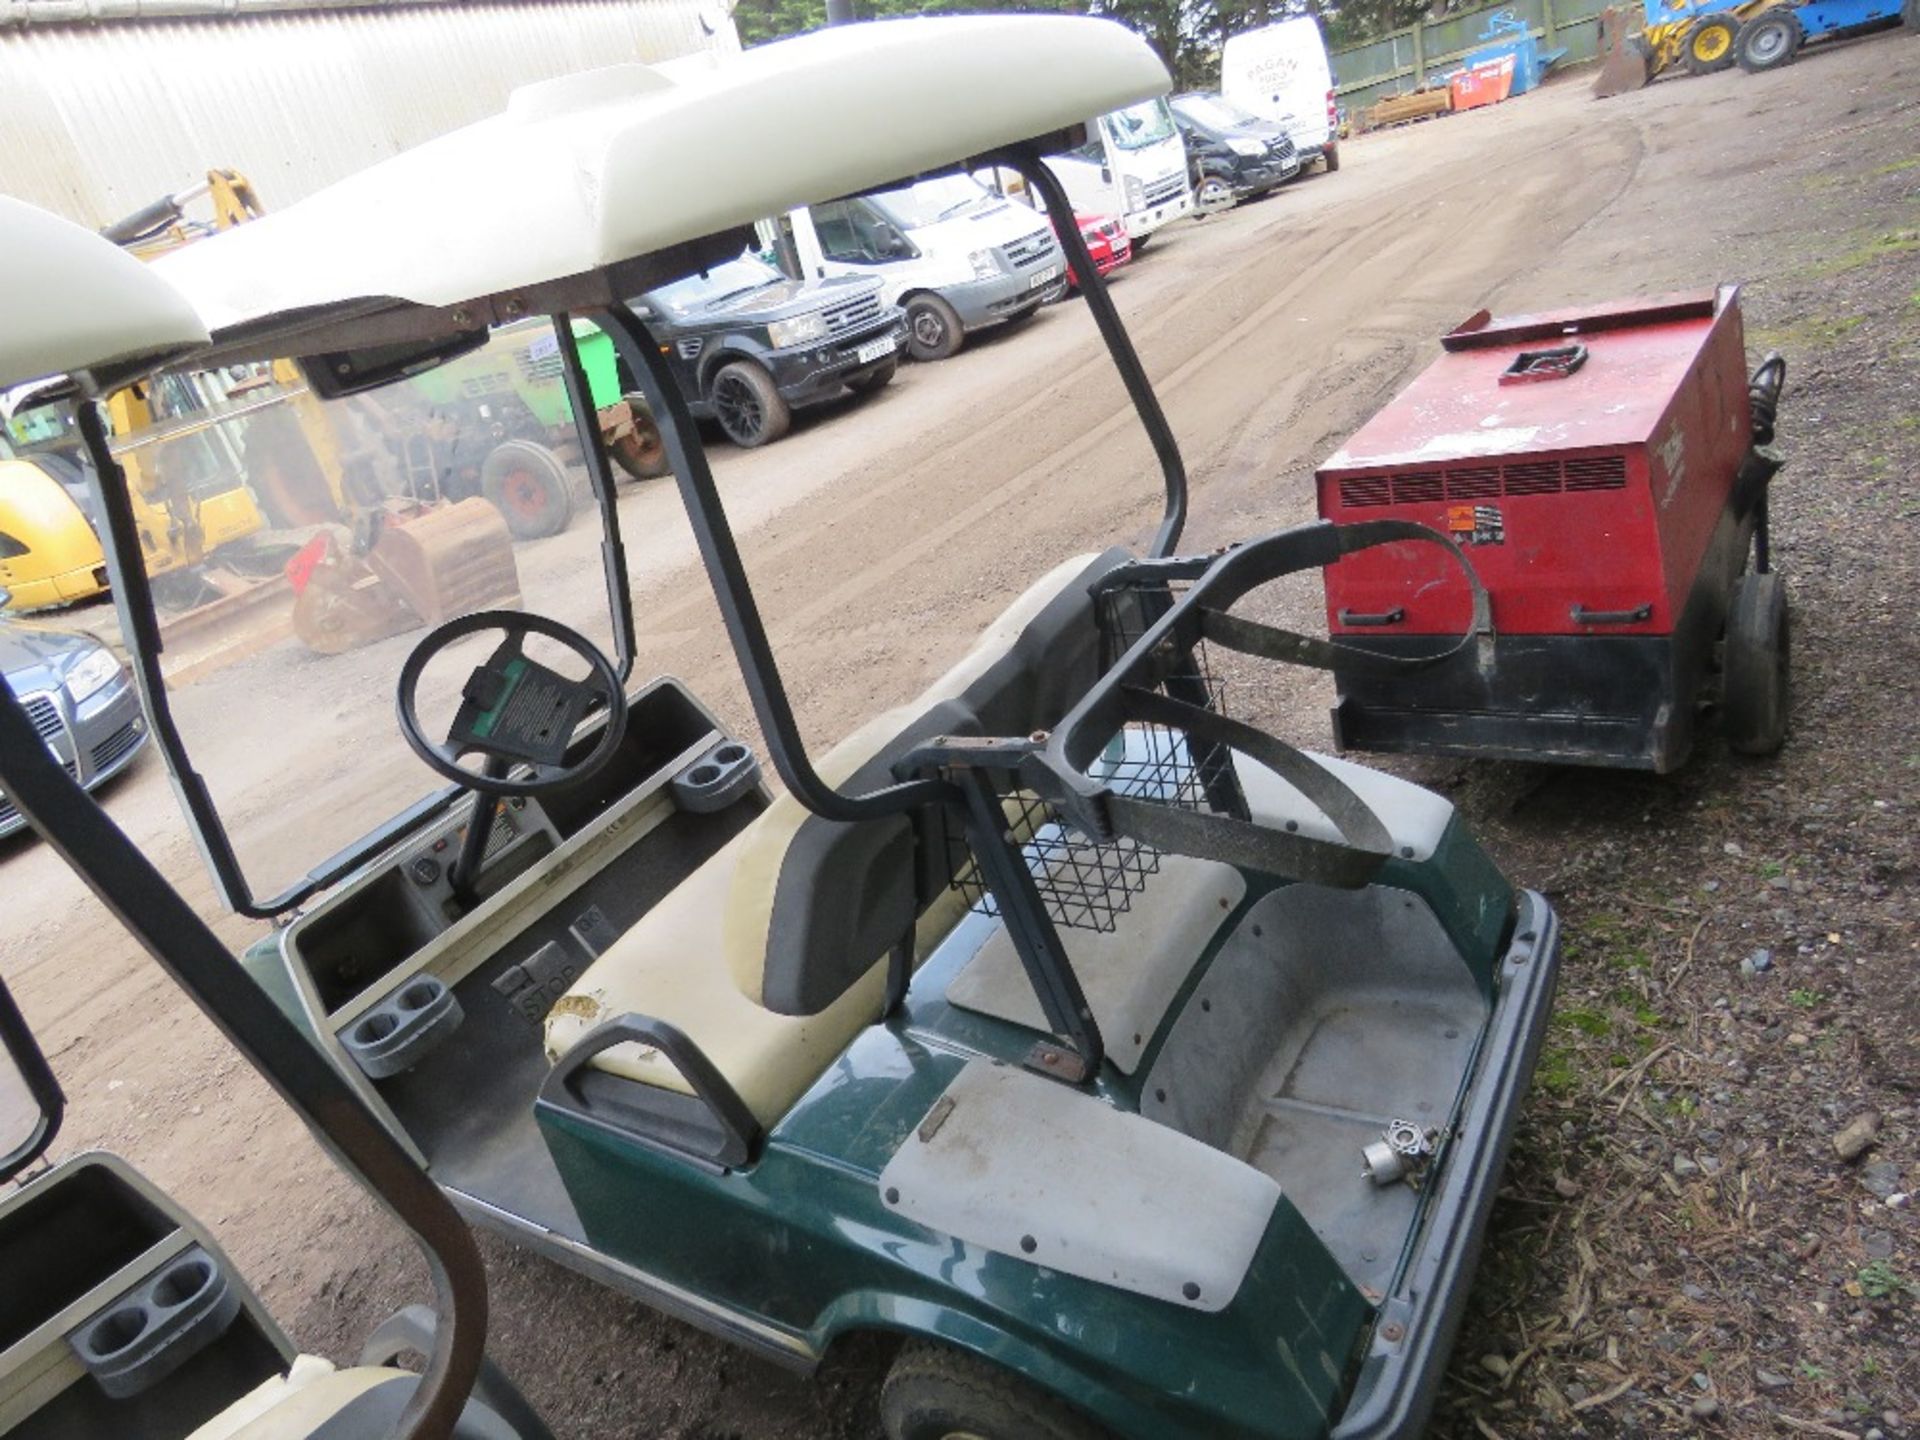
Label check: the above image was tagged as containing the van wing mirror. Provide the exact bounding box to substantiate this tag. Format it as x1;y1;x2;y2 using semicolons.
0;973;63;1184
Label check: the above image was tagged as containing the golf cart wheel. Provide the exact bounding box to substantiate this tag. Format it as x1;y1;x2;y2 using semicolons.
880;1343;1113;1440
479;439;573;540
1735;9;1803;69
1723;571;1790;755
709;360;791;448
1683;14;1740;71
1195;174;1233;211
609;411;671;478
905;294;965;362
1322;142;1341;173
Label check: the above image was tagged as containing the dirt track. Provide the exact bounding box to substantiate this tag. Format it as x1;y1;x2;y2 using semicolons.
4;34;1917;1438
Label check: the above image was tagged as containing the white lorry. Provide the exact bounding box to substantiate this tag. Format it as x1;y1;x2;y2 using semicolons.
786;174;1066;361
1042;98;1194;250
1222;16;1342;174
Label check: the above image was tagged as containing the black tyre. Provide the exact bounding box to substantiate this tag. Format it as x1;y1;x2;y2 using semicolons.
1735;9;1803;70
709;360;791;448
479;439;573;540
848;356;898;394
880;1343;1114;1440
1683;14;1740;71
1323;142;1341;172
1723;571;1789;755
905;293;965;362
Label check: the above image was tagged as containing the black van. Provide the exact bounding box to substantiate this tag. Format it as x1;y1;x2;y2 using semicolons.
1170;91;1301;210
630;254;907;448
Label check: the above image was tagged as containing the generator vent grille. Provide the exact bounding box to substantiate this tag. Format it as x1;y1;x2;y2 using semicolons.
1337;452;1629;508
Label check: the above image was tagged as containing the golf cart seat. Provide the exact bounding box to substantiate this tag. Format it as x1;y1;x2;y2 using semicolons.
543;548;1130;1128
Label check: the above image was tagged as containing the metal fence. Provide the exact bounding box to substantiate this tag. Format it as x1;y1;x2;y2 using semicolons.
1332;0;1608;116
0;0;735;227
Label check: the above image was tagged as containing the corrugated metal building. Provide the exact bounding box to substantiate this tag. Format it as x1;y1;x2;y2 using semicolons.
0;0;738;227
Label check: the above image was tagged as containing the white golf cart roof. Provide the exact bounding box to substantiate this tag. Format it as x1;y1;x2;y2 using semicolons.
153;15;1169;339
0;195;209;391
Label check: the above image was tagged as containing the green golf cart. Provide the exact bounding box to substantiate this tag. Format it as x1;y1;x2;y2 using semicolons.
0;195;551;1440
28;17;1560;1439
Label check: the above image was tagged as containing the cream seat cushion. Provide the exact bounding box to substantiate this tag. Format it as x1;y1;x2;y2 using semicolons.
187;1357;406;1440
542;552;1108;1128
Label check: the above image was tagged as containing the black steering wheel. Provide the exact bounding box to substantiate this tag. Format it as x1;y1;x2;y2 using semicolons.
396;611;628;798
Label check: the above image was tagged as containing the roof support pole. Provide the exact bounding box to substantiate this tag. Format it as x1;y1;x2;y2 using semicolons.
991;144;1189;559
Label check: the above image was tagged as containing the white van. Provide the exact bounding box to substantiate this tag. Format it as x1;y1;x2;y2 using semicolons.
1222;17;1342;173
789;174;1066;362
1043;98;1194;249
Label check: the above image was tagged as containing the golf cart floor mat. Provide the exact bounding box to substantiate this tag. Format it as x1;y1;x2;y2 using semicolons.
1142;884;1487;1298
943;854;1246;1075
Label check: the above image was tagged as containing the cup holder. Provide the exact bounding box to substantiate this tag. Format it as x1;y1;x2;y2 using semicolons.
86;1306;150;1359
340;972;464;1080
671;739;761;814
67;1245;240;1399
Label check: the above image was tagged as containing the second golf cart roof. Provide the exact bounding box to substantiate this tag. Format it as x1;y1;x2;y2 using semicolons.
154;16;1170;344
0;195;207;391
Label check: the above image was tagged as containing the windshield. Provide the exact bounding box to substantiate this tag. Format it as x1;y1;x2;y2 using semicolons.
1104;99;1177;152
870;174;997;230
1172;93;1265;132
648;255;782;315
99;320;623;906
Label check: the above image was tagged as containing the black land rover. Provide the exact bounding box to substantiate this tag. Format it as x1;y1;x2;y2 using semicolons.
630;254;907;448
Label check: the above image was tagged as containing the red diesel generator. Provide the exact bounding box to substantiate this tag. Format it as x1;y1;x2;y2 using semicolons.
1317;287;1787;772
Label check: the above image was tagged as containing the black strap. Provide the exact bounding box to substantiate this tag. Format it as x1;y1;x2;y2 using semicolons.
1104;689;1394;888
1196;519;1494;678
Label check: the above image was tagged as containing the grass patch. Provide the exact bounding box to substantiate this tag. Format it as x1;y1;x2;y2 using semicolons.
1556;1007;1612;1038
1805;226;1920;280
1536;1046;1580;1097
1752;310;1868;355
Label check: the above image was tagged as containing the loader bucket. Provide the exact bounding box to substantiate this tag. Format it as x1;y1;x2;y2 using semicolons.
370;498;521;625
290;499;520;656
1594;8;1652;95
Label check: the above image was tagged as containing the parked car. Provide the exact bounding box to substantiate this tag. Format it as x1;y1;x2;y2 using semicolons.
1170;91;1302;209
800;174;1067;362
0;596;145;840
629;254;905;448
1222;16;1342;173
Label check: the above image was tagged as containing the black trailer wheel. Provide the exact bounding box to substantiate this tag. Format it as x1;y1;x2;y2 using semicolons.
1322;142;1342;172
1684;14;1740;71
1735;10;1803;70
709;360;791;448
848;356;899;394
905;294;965;362
880;1343;1114;1440
479;439;573;540
1723;571;1790;755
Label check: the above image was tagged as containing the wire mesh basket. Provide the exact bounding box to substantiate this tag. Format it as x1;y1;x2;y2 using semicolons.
940;576;1230;932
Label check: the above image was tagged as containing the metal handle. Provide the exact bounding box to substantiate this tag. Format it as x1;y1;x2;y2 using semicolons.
1569;603;1651;626
1338;607;1405;627
539;1015;760;1170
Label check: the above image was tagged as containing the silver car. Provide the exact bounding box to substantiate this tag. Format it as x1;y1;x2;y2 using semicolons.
0;590;146;841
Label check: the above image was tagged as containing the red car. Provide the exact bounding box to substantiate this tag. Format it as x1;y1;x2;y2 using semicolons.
1060;210;1132;289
